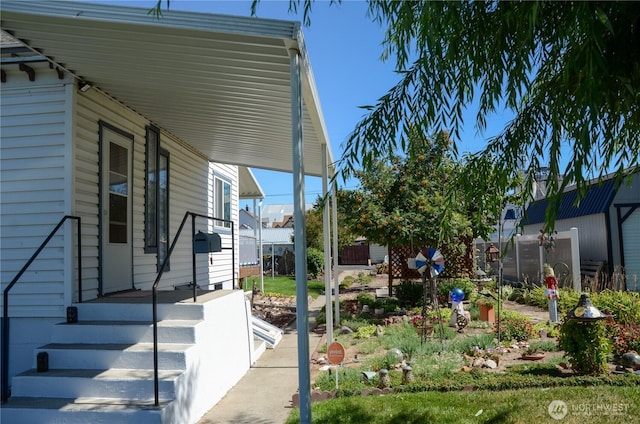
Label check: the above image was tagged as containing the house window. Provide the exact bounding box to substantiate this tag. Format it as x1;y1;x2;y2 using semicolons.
157;150;170;269
145;127;159;252
215;177;231;229
145;126;170;270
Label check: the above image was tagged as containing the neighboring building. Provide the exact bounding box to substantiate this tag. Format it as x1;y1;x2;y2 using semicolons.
272;214;294;228
240;206;259;229
261;203;313;228
521;169;640;290
0;2;333;422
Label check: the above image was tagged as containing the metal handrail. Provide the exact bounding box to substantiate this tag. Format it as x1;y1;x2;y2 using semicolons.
2;215;82;403
152;211;234;406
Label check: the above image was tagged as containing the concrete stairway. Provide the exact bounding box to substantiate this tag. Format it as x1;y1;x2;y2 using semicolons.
1;290;260;424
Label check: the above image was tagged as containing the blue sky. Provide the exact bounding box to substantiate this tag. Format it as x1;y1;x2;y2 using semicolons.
90;0;514;207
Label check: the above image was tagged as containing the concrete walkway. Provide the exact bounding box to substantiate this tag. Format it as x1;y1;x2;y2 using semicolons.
197;295;326;424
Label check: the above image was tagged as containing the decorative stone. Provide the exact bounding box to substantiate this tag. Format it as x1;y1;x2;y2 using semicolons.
341;326;353;334
362;371;377;382
620;352;640;370
483;359;498;369
389;348;403;362
472;357;486;368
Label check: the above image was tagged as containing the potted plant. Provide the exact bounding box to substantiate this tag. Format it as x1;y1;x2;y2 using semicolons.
412;315;435;336
521;346;546;361
475;291;498;323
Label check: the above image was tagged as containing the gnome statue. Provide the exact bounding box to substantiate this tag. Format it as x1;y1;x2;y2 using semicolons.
544;264;560;323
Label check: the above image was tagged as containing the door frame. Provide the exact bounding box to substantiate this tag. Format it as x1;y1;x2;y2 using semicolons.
98;120;135;295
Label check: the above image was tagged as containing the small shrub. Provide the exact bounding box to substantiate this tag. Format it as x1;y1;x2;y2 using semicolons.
450;333;495;354
306;248;325;279
607;320;640;359
356;292;375;307
558;319;611;375
357;339;379;355
394;280;423;307
593;289;640;326
355;324;378;339
500;310;536;341
340;275;355;290
341;318;373;332
357;271;373;284
527;339;559;353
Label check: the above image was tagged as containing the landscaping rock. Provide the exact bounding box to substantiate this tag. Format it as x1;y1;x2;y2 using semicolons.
341;326;353;334
483;359;498;369
472;358;486;368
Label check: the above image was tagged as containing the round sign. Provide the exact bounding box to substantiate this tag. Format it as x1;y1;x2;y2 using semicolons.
326;342;345;365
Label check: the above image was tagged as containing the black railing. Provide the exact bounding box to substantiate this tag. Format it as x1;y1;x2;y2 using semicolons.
152;211;234;406
2;215;82;403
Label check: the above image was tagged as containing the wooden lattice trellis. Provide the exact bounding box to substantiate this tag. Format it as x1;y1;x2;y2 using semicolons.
387;245;423;294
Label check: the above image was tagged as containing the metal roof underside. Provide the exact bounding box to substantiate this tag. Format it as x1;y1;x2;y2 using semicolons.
238;167;264;199
0;1;333;177
523;179;617;225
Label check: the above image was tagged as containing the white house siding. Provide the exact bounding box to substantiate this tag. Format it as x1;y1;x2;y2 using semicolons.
0;67;75;381
0;67;73;318
75;88;239;294
609;172;640;290
206;163;239;289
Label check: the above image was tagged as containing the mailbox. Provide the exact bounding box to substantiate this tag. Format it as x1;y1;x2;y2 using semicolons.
193;231;222;253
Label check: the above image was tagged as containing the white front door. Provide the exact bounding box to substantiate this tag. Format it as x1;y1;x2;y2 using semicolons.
100;124;133;294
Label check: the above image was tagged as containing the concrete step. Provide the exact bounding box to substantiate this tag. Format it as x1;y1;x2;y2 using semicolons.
34;342;193;370
10;368;181;401
51;320;202;344
0;396;168;424
73;302;204;322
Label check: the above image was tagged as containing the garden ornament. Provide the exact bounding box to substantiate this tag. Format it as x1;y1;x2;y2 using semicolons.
566;293;609;321
449;288;470;332
544;265;560;323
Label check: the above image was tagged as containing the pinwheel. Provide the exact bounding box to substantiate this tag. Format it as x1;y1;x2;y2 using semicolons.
414;248;445;278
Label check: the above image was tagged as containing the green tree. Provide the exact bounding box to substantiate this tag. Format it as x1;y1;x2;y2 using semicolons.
304;197;357;252
338;130;475;277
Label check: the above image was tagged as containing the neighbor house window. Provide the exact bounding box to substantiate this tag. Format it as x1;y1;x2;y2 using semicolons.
215;177;231;229
145;126;170;270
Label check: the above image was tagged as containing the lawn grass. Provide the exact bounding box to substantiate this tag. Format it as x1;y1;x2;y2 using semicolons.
286;386;640;424
244;275;325;298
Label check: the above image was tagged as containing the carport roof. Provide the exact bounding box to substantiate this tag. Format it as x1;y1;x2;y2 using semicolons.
0;0;334;177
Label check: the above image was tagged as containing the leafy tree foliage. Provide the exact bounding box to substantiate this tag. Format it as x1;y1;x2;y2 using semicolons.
304;197;357;252
338;131;477;276
343;1;640;230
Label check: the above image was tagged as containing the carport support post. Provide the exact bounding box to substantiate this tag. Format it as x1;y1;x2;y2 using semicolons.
332;181;340;327
322;145;334;344
290;47;311;424
570;227;581;290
